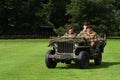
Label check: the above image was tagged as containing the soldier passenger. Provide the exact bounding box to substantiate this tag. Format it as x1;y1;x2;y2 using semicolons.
63;26;76;37
85;25;98;47
78;24;98;47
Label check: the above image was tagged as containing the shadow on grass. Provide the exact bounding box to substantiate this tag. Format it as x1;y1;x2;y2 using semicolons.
56;62;120;69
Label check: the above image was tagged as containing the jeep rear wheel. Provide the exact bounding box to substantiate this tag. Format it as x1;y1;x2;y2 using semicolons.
94;54;102;65
45;50;57;68
77;51;89;69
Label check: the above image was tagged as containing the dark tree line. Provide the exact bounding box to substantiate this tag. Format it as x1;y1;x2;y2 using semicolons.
0;0;120;37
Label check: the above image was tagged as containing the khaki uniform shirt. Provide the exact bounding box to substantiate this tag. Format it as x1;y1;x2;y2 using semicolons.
78;31;98;41
87;31;98;41
78;30;98;47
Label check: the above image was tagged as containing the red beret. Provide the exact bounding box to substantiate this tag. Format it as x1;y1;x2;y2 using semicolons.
86;25;92;28
67;26;73;30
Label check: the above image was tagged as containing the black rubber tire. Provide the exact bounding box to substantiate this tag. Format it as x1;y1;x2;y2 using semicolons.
77;51;89;69
45;50;57;68
94;54;102;65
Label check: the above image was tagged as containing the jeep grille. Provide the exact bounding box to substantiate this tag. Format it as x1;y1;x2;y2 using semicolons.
57;42;73;53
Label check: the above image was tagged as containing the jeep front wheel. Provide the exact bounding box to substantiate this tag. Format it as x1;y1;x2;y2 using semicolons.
45;50;57;68
77;51;89;69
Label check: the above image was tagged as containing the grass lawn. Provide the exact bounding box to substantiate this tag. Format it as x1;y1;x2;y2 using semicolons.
0;39;120;80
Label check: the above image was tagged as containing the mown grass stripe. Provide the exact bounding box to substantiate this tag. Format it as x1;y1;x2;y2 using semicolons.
0;39;119;80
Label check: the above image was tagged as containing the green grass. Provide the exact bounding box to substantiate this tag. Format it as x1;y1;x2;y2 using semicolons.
0;39;120;80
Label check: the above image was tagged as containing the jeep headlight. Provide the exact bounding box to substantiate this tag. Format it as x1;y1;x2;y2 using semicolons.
74;43;79;47
73;43;79;52
53;43;58;48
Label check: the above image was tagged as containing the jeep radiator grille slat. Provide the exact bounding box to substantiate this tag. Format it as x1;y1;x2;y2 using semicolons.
57;42;73;53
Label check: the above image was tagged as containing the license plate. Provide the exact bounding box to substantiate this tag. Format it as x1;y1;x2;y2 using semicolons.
56;54;72;59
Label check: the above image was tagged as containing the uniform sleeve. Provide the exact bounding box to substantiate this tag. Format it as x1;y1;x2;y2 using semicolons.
77;31;81;36
93;32;98;41
77;31;85;36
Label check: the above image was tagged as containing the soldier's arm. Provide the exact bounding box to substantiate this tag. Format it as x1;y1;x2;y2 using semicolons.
90;32;98;42
93;33;98;41
77;32;81;36
77;31;84;37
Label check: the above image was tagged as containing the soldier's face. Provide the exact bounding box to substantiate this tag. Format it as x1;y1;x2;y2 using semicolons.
87;28;92;33
68;29;73;34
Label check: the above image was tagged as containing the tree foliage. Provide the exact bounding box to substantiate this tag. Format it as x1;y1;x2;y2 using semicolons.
0;0;53;35
0;0;120;37
66;0;119;36
49;0;70;28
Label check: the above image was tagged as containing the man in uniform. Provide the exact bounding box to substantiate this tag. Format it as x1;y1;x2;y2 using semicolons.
78;24;98;47
81;25;99;55
78;24;102;56
85;25;98;47
63;26;76;37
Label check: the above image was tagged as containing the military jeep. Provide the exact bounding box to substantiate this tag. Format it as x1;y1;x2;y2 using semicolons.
45;36;106;69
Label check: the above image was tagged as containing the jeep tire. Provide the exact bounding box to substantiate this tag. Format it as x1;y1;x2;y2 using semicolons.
45;50;57;68
77;51;89;69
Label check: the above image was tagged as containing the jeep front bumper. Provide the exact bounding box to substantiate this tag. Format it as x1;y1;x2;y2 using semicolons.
48;53;77;60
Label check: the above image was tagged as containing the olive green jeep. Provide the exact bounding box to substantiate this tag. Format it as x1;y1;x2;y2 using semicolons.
45;36;106;69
